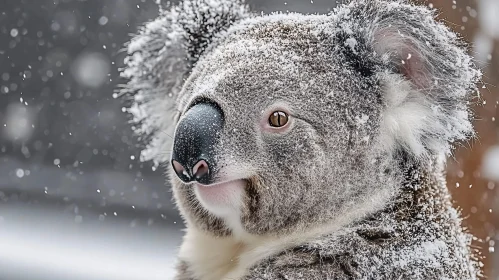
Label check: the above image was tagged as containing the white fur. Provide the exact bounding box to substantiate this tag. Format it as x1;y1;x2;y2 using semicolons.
378;73;452;158
370;15;476;159
194;182;243;216
193;180;248;239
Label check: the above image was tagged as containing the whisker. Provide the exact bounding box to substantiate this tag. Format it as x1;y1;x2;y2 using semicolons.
158;130;174;139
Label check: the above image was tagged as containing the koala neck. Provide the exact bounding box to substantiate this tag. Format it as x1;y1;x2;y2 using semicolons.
178;181;397;280
179;189;391;280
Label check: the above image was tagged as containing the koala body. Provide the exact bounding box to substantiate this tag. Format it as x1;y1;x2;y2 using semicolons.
120;0;482;279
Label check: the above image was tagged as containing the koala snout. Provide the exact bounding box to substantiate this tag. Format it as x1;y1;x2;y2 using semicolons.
171;102;224;185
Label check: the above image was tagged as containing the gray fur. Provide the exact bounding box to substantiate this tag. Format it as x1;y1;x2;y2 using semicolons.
119;0;482;279
244;157;482;279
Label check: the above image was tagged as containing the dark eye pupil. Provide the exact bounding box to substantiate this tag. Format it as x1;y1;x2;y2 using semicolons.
269;111;289;127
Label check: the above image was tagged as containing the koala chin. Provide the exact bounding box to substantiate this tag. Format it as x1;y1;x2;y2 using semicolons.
119;0;482;279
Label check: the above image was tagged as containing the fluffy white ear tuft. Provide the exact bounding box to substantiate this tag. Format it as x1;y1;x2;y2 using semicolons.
378;74;466;158
356;0;482;158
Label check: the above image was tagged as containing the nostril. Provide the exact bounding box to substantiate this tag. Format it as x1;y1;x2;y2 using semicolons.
193;160;209;179
171;159;211;184
172;160;189;178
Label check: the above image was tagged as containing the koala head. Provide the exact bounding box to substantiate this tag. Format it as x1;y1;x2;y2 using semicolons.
120;0;480;238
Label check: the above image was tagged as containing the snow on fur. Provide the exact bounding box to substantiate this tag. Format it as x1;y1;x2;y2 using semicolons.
118;0;482;279
120;0;480;165
330;0;481;159
118;0;250;164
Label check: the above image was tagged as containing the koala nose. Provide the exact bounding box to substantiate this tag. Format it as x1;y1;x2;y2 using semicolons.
171;102;224;185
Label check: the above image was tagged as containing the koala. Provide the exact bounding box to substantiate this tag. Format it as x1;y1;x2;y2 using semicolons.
119;0;483;279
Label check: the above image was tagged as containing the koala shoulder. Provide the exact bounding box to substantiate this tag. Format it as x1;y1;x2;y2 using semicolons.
245;231;477;280
244;218;477;279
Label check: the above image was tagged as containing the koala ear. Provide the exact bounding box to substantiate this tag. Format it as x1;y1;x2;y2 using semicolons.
118;0;250;164
336;0;481;159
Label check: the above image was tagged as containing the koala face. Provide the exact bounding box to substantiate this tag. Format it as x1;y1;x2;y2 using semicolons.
171;17;392;236
121;0;480;238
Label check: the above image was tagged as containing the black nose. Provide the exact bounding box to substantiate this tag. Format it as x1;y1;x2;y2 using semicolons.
171;102;224;185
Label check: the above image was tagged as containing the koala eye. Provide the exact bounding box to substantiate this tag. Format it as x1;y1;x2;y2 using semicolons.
269;111;289;127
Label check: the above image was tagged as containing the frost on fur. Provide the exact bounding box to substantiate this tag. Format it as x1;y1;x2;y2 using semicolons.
117;0;250;164
334;0;481;158
118;0;482;279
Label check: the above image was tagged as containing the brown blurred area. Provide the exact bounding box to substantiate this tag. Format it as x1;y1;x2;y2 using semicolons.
416;0;499;278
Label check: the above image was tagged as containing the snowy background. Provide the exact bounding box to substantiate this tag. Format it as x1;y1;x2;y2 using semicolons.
0;0;497;279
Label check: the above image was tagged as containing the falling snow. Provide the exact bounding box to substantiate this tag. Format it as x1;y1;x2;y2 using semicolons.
483;146;499;182
0;0;498;279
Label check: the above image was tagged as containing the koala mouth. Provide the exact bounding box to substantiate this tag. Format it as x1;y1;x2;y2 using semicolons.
193;179;246;217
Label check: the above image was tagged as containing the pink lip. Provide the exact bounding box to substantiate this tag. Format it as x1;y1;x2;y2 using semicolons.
196;179;244;188
194;179;246;210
